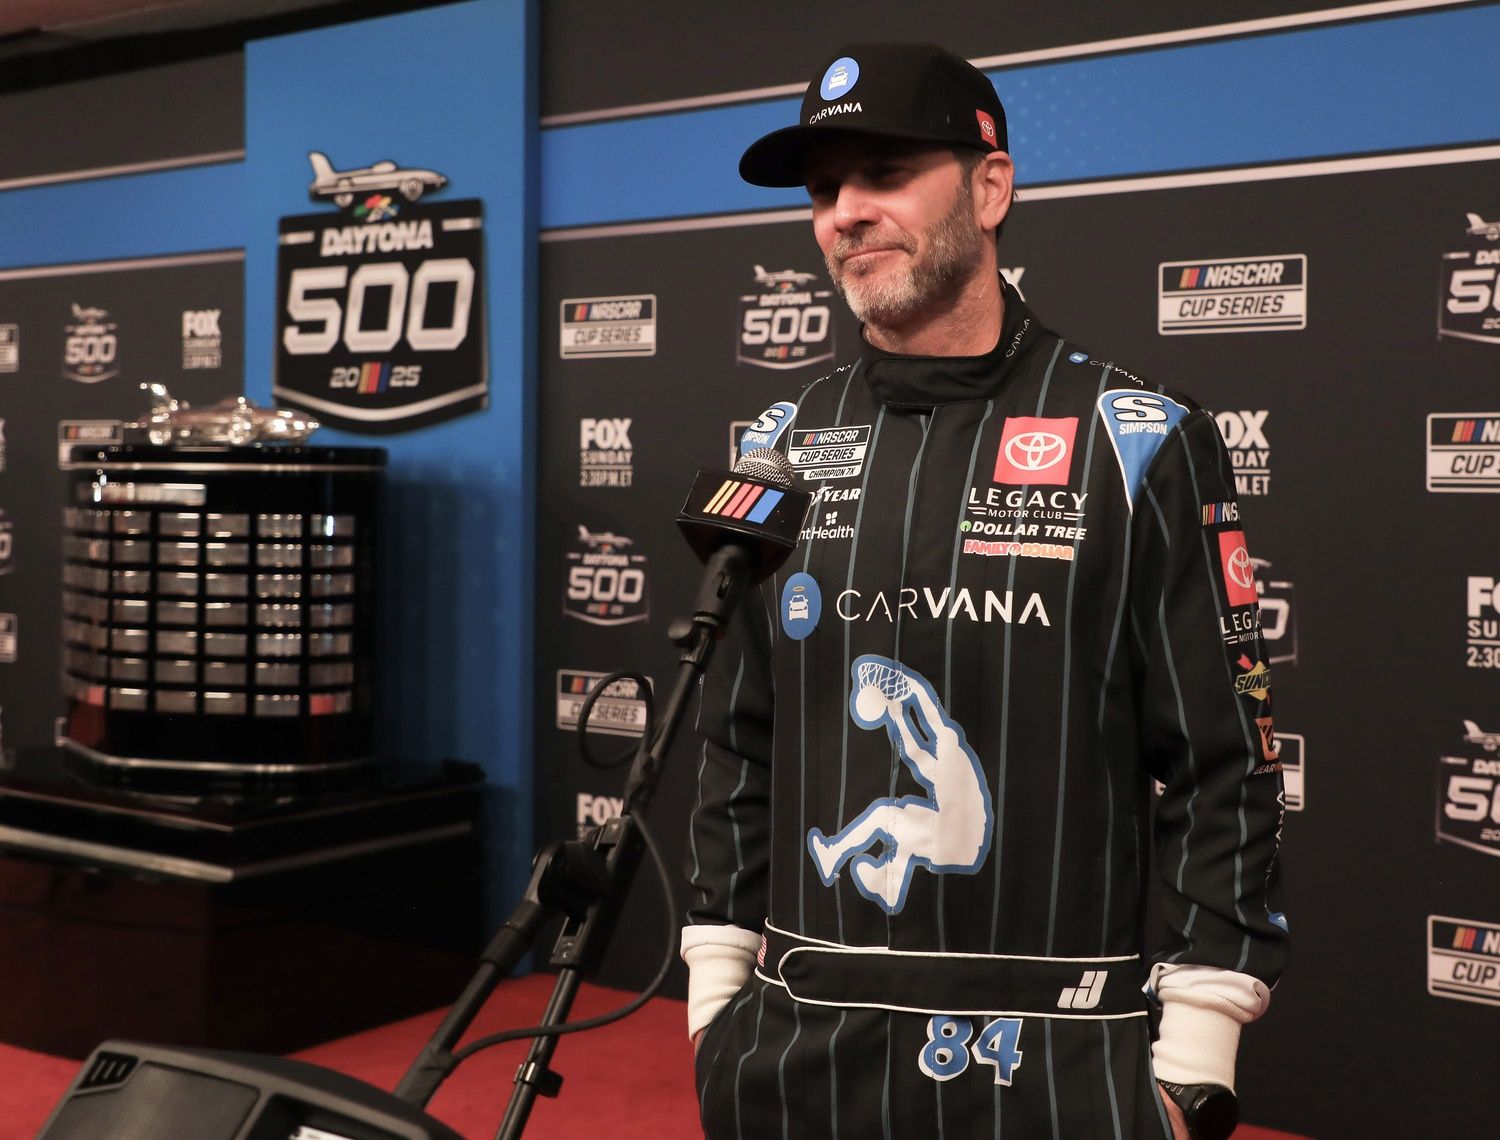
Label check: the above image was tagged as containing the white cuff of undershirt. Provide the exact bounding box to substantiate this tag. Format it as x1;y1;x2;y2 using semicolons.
681;924;762;1038
1147;963;1271;1092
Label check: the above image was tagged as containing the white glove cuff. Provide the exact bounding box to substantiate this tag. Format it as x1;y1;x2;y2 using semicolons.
1147;963;1270;1092
1151;998;1244;1090
681;924;761;1038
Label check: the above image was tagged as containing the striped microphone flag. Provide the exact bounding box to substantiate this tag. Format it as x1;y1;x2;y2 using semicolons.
701;479;785;525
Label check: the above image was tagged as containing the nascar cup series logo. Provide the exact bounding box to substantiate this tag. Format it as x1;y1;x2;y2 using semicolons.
788;424;870;480
1158;254;1307;334
556;669;652;737
737;265;835;370
1427;413;1500;492
62;303;119;383
1427;915;1500;1007
1439;211;1500;344
563;526;649;626
561;295;657;359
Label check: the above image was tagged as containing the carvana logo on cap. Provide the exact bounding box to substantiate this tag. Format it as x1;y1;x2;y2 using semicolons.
820;57;859;101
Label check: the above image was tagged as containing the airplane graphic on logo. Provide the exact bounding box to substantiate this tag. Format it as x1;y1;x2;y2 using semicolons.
1463;720;1500;752
753;265;818;289
1466;213;1500;241
576;525;632;549
307;151;448;208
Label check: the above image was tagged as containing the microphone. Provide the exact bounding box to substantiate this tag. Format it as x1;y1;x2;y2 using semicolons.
675;448;812;634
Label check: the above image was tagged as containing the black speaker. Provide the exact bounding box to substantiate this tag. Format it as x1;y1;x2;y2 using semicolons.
39;1040;465;1140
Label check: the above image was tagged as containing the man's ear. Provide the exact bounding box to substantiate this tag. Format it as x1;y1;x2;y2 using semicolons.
975;150;1015;232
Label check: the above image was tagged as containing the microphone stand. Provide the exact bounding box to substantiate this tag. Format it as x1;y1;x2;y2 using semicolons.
392;544;753;1139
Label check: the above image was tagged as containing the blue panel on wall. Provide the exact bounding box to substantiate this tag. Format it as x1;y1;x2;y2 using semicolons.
540;3;1500;228
245;0;537;919
0;162;244;268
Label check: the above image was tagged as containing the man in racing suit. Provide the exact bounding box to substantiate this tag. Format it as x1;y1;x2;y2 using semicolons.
682;42;1287;1139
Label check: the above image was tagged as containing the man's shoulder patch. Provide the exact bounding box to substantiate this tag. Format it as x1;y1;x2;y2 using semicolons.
1096;389;1192;510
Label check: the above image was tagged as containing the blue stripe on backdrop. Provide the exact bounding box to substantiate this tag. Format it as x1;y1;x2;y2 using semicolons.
539;2;1500;229
244;0;538;922
0;163;244;268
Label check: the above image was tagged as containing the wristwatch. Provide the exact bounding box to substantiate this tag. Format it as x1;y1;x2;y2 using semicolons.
1157;1080;1238;1140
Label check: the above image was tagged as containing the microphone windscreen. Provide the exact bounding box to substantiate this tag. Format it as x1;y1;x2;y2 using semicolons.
734;447;794;488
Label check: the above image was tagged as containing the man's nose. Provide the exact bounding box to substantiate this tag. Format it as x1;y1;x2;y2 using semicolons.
832;183;879;231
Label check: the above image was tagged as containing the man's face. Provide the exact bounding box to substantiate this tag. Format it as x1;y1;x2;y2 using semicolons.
804;138;988;328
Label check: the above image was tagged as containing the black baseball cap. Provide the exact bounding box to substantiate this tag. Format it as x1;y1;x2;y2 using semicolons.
740;42;1008;188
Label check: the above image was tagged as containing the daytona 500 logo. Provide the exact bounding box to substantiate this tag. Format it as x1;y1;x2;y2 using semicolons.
737;264;835;370
274;151;487;433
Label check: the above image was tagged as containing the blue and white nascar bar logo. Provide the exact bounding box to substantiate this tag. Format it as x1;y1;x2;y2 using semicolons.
560;295;657;359
1427;413;1500;492
1427;915;1500;1006
1158;255;1307;334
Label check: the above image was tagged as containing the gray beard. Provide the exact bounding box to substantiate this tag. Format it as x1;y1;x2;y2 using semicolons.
826;183;987;329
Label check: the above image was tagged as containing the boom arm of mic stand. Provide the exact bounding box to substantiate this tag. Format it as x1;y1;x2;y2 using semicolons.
392;545;752;1133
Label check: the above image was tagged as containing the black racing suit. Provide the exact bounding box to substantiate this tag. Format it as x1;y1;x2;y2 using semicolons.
685;283;1288;1138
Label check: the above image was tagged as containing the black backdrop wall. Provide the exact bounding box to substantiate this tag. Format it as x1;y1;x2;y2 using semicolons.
0;2;1494;1136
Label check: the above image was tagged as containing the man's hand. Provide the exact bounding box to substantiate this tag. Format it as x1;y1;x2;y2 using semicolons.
1158;1083;1189;1140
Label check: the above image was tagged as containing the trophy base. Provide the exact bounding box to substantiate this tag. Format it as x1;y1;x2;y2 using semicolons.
0;747;485;1059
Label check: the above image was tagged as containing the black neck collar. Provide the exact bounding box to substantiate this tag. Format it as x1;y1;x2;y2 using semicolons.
858;280;1044;409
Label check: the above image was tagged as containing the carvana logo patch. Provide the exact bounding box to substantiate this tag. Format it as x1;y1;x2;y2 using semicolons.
782;572;821;639
821;57;859;100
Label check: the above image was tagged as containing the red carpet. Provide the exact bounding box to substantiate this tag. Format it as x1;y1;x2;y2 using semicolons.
0;975;1309;1139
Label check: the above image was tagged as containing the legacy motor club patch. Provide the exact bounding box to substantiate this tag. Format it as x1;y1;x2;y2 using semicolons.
274;150;486;433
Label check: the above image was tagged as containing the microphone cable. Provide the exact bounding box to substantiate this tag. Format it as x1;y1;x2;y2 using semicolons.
437;674;679;1089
